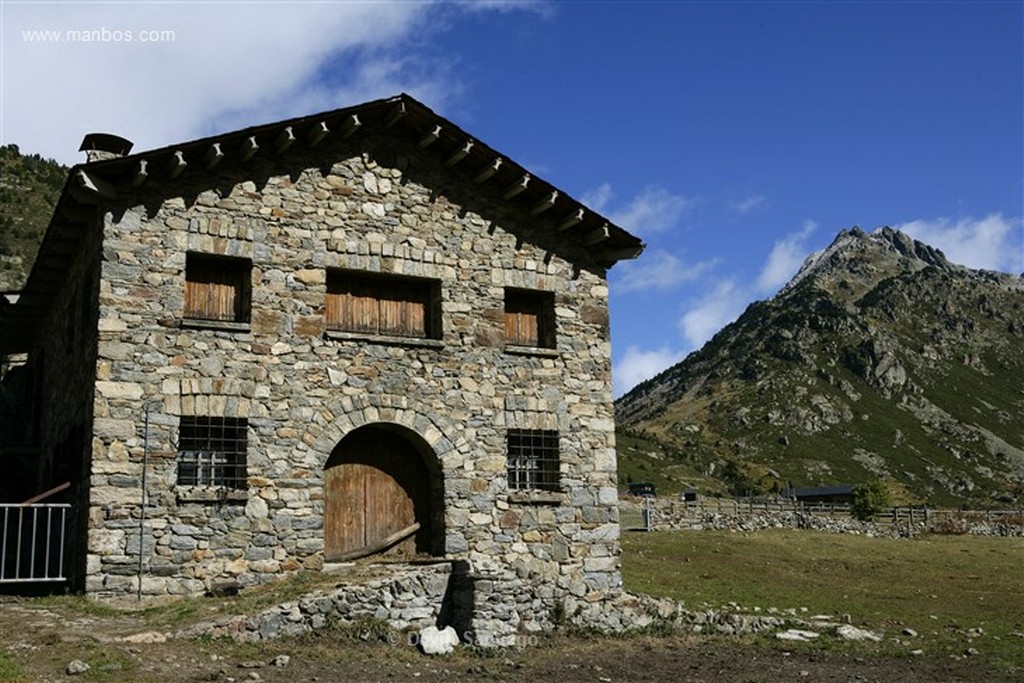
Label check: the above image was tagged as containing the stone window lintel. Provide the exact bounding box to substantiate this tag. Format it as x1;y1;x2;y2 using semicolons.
324;330;445;349
503;345;560;358
506;490;565;505
180;318;252;333
174;487;248;504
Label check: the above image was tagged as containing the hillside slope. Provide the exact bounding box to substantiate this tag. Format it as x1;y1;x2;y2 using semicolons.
0;144;66;291
616;227;1024;506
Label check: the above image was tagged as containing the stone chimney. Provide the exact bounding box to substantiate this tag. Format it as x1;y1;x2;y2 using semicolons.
79;133;133;163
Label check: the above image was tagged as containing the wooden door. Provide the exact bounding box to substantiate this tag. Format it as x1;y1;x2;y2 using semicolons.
324;427;429;562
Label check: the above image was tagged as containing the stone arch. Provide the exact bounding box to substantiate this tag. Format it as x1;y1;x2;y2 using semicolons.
297;395;469;558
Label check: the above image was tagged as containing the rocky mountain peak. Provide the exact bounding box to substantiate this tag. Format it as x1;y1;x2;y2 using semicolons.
868;226;951;269
780;227;951;298
615;226;1024;507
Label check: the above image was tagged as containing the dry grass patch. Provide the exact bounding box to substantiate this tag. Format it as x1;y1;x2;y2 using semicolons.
622;529;1024;670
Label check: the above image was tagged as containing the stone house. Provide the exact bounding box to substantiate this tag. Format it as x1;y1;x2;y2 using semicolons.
0;94;643;636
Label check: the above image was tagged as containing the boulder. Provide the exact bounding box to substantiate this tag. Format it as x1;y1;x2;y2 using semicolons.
418;625;460;655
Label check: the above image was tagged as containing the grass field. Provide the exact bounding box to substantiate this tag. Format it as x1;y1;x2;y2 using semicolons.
622;529;1024;670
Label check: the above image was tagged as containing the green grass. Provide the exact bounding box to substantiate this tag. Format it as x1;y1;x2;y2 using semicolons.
29;569;334;631
0;651;27;682
622;529;1024;669
135;569;332;628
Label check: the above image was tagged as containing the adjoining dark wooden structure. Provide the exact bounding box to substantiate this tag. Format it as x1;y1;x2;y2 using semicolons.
627;481;656;498
780;484;855;504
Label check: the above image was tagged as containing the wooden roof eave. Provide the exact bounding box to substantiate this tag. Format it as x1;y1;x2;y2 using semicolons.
1;94;646;349
79;93;644;262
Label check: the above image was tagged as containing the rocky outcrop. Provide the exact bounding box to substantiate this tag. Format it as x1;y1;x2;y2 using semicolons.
616;227;1024;506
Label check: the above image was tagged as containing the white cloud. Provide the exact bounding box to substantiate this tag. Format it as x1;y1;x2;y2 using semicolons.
895;214;1023;274
613;345;687;397
732;194;765;215
613;249;718;292
677;278;747;350
607;187;694;235
581;182;614;212
581;183;694;235
0;3;503;163
756;220;818;293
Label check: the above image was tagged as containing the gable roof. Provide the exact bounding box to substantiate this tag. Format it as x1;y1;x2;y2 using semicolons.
0;94;644;352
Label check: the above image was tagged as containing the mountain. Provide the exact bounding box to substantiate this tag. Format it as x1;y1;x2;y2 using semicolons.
615;227;1024;507
0;144;67;291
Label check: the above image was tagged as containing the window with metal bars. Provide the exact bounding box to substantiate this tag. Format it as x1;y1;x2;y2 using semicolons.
177;416;248;489
325;269;441;339
184;253;252;323
504;288;555;348
506;429;560;491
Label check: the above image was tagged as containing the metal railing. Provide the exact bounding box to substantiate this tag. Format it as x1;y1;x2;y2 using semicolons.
1;503;70;583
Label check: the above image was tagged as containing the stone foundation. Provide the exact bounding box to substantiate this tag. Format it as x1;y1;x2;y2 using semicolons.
176;561;789;647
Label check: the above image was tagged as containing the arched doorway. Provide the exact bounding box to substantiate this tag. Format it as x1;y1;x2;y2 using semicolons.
323;424;440;562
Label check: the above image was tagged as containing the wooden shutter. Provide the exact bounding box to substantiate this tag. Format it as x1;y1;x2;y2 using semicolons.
505;308;539;346
185;255;248;322
327;271;432;338
505;289;551;347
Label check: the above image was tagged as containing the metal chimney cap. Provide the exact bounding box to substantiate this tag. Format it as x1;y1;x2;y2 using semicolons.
79;133;134;157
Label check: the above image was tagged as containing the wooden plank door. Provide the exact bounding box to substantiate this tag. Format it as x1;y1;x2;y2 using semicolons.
323;427;427;561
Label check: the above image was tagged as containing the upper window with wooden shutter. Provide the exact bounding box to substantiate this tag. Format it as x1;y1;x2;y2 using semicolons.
184;253;251;324
504;288;555;349
326;270;441;340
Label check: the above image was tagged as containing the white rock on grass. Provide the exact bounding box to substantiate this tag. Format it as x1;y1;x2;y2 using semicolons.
836;625;882;641
121;631;167;643
775;629;820;641
418;625;460;655
66;660;91;675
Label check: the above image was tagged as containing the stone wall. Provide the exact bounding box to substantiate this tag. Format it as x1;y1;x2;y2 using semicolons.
84;132;623;624
631;500;1024;538
177;561;787;647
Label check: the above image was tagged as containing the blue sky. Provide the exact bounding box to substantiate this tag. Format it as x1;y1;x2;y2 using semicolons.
2;1;1022;396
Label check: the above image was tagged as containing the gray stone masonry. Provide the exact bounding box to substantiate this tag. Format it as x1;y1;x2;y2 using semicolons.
85;132;624;632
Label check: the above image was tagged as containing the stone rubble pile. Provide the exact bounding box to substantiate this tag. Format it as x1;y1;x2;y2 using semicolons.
175;563;806;648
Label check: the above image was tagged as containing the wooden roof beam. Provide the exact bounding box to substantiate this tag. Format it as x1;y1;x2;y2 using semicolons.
418;125;442;149
132;159;149;187
167;151;187;179
275;126;296;153
502;174;530;200
474;158;502;183
445;141;474;167
306;121;329;147
238;136;259;162
339;114;361;139
601;245;645;262
557;208;585;231
582;223;610;246
530;191;558;216
204;143;225;170
384;102;406;128
74;170;117;201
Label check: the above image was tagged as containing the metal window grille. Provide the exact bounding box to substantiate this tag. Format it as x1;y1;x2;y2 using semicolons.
177;416;248;489
507;429;560;491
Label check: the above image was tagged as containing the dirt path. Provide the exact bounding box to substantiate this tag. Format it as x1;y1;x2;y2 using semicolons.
0;596;1016;682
